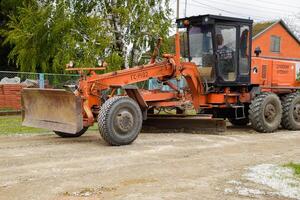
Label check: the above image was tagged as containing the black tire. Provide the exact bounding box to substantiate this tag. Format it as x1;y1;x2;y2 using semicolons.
54;127;88;138
249;92;282;133
228;118;249;126
98;96;142;146
281;93;300;130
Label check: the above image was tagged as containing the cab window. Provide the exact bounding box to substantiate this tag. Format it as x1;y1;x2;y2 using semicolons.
239;25;250;75
188;25;214;82
216;25;237;81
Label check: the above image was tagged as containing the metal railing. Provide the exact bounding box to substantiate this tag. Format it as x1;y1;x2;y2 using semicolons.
0;71;80;89
0;71;81;113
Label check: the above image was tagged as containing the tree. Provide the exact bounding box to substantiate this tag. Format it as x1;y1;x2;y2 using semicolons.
0;0;34;71
3;0;111;73
283;13;300;40
98;0;172;68
2;0;172;73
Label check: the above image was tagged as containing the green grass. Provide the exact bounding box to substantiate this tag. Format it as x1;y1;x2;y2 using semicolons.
89;123;98;131
284;162;300;176
0;115;50;135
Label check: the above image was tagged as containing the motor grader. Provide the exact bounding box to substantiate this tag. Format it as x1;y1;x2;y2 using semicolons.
22;15;300;145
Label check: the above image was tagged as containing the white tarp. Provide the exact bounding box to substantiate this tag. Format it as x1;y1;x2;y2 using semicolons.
0;77;21;84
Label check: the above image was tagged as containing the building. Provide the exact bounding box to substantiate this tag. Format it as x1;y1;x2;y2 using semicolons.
252;20;300;61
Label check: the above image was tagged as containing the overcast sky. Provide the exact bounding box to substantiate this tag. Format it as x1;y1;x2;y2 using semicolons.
169;0;300;26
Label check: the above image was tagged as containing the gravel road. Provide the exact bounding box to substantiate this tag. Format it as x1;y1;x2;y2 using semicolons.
0;128;299;200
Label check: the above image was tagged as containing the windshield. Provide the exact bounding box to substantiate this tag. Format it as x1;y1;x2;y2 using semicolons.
188;25;214;82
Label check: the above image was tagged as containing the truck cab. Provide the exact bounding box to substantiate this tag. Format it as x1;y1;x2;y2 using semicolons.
176;15;253;87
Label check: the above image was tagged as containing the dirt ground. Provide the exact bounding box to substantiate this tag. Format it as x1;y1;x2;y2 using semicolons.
0;127;299;200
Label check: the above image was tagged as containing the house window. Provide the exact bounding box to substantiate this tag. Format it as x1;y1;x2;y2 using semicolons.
270;35;281;52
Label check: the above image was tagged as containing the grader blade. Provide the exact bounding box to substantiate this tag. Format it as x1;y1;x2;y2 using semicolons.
142;114;226;134
21;88;83;133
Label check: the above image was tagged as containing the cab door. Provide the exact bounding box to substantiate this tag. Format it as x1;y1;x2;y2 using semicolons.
215;24;238;82
214;24;251;86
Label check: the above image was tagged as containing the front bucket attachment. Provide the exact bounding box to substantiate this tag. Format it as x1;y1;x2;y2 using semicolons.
21;88;83;133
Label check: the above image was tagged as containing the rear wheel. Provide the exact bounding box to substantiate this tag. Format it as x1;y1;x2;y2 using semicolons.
98;96;142;146
228;118;249;126
249;92;282;133
281;93;300;130
54;127;88;138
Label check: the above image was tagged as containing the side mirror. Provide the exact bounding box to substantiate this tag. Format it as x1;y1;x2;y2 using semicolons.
254;47;262;57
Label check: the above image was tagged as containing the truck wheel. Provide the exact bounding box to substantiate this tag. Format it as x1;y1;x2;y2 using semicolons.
281;93;300;130
54;127;88;138
228;118;249;126
249;93;282;133
98;96;142;146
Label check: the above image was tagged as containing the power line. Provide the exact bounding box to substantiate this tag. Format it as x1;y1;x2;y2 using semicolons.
172;0;286;22
191;1;247;16
251;0;300;9
188;1;276;21
193;0;297;15
222;0;300;12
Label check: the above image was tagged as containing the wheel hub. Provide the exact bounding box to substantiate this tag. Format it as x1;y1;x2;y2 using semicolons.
264;103;276;122
293;104;300;122
116;110;134;133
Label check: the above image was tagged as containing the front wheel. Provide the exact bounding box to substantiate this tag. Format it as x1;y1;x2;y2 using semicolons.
249;92;282;133
98;96;143;146
54;127;88;138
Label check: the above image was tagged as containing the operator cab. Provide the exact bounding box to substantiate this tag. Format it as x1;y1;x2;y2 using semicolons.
176;15;253;86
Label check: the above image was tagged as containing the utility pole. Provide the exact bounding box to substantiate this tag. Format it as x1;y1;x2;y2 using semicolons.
184;0;187;17
177;0;179;19
176;0;179;32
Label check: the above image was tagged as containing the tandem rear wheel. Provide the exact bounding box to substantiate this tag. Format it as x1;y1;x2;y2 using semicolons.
281;93;300;130
98;96;143;146
249;92;282;133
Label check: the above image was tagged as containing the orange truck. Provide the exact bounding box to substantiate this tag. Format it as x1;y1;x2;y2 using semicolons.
22;15;300;145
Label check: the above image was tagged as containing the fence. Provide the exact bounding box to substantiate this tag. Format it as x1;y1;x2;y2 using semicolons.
0;71;80;89
0;71;80;112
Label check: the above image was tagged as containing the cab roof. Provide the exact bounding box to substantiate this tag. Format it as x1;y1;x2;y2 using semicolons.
176;14;253;27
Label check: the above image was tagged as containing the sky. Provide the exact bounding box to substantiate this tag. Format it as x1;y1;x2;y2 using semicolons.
169;0;300;33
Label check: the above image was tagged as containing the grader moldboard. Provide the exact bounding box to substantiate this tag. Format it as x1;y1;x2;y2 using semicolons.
22;15;300;146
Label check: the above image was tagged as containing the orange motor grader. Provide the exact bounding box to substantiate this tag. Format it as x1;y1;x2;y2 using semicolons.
22;15;300;145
